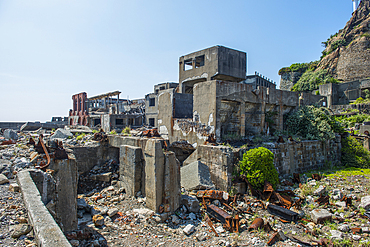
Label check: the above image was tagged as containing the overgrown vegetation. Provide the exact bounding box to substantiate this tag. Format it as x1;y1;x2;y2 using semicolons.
291;69;339;92
341;136;370;168
239;147;279;190
76;133;86;141
285;105;344;141
334;113;370;128
121;126;131;135
278;61;319;75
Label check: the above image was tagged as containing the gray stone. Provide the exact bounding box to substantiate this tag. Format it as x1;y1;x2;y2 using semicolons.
70;240;79;246
310;209;332;224
313;185;326;196
77;198;90;211
352;234;361;241
181;194;200;213
9;183;20;192
189;212;197;220
362;227;370;233
107;207;119;217
0;174;9;185
330;230;343;240
180;161;214;190
183;224;195;235
50;128;73;140
335;201;346;207
171;215;180;225
3;129;18;140
338;224;350;232
11;224;32;238
196;232;207;241
91;172;112;182
359;196;370;210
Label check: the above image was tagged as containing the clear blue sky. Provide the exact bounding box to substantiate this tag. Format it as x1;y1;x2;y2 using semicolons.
0;0;355;122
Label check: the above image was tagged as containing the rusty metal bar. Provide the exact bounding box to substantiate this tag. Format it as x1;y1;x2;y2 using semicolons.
248;218;264;231
267;204;298;222
38;135;50;169
204;214;219;237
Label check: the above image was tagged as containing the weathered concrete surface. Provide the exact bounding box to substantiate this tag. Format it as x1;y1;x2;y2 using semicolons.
48;158;78;232
163;151;181;213
180;161;214;190
17;170;72;247
144;139;165;212
119;145;144;197
71;144;119;174
108;135;148;150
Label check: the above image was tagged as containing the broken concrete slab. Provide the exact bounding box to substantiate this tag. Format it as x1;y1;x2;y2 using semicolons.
3;129;18;140
50;128;73;140
359;195;370;210
0;174;9;185
310;209;332;224
181;194;200;213
183;224;195;235
180;161;214;191
9;183;20;192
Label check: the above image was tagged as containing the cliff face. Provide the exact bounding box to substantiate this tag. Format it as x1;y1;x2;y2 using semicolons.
279;72;302;91
279;0;370;90
318;0;370;82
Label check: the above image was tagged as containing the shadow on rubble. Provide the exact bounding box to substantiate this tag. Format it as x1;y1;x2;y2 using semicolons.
65;226;108;247
77;159;119;194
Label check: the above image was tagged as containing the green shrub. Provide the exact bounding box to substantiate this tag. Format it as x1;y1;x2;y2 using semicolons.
278;61;319;75
291;69;337;92
121;127;131;135
76;133;85;141
239;147;279;190
341;136;370;168
334;113;370;128
109;130;117;135
285;105;344;140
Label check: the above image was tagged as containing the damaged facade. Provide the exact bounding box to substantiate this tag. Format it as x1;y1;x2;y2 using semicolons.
69;91;144;132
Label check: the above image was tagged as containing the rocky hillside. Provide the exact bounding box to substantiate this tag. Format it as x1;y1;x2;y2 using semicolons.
280;0;370;91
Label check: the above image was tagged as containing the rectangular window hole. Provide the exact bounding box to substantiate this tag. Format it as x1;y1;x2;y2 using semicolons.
184;59;193;71
195;55;205;68
149;98;155;107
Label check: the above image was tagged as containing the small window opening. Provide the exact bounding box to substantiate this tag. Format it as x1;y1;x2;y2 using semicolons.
116;119;124;125
159;86;165;90
195;55;205;68
149;98;155;107
184;59;193;71
149;118;155;127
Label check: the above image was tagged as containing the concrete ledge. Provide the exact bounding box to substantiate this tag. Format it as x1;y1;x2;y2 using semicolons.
17;170;71;247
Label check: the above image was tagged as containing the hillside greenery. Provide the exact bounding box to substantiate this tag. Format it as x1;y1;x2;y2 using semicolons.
291;69;339;92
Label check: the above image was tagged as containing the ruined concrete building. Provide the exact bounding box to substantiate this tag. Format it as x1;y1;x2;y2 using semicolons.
147;45;326;145
68;91;144;132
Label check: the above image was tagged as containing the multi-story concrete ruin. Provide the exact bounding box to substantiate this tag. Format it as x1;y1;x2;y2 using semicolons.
150;46;325;145
68;91;145;132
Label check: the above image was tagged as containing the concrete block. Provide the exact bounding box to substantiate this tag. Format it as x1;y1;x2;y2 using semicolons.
0;174;9;185
49;158;78;232
145;139;165;212
183;224;195;235
163;151;181;213
119;145;144;197
17;170;72;246
181;194;200;213
9;183;20;192
310;209;332;224
359;196;370;210
181;161;214;191
50;128;73;140
313;185;326;196
3;129;18;140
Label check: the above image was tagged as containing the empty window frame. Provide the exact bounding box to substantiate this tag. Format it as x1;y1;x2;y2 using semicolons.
149;98;155;107
184;59;193;71
149;118;155;127
195;55;205;68
115;119;124;125
159;86;165;90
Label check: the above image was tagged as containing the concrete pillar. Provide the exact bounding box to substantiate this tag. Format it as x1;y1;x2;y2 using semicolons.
364;137;370;151
163;152;181;213
119;145;144;197
240;102;245;137
144;139;165;212
48;158;78;232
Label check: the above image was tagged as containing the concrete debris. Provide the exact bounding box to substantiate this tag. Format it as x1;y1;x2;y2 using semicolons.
183;224;195;235
92;214;104;227
181;194;200;213
10;224;32;238
8;183;20;192
180;161;214;190
359;195;370;210
50;128;73;140
0;174;9;185
3;129;18;141
310;209;332;224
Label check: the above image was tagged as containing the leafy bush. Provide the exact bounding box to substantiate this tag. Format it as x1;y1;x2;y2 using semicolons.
334;113;370;128
121;127;131;135
278;61;319;75
329;39;346;52
239;147;279;190
291;69;337;92
109;130;117;135
76;133;85;141
285;105;344;140
341;136;370;168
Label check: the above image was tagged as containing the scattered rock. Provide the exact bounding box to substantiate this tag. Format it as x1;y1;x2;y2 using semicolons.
0;174;9;185
11;224;32;238
171;215;180;225
50;128;73;140
8;183;20;192
107;207;119;217
310;209;332;224
181;195;200;213
92;215;104;227
183;224;195;235
330;230;343;240
338;224;350;232
359;196;370;210
314;185;326;196
196;232;207;241
3;129;18;141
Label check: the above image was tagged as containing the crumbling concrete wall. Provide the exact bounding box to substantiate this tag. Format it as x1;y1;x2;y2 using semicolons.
191;138;340;191
161;80;326;146
71;144;119;174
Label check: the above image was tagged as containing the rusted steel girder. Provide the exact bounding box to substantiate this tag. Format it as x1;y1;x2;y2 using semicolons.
267;204;298;222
